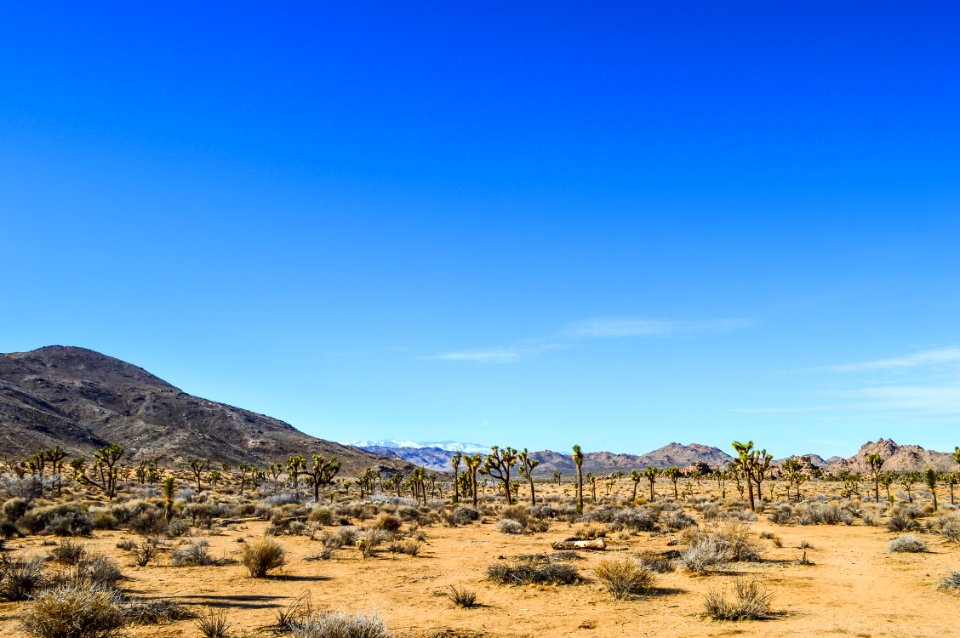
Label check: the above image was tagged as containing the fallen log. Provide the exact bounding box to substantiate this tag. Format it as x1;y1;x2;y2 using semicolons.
551;538;606;551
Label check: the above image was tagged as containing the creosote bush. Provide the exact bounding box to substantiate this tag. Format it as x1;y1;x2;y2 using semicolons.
21;583;125;638
242;538;286;577
0;555;46;601
888;535;927;553
703;578;774;621
171;539;219;567
593;558;656;600
290;610;391;638
487;561;579;585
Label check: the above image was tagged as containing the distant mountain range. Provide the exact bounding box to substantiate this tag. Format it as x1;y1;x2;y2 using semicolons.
357;439;959;475
0;346;409;474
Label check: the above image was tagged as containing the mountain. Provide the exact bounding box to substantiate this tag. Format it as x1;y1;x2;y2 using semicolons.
352;440;489;454
0;346;408;474
828;438;956;474
775;454;829;469
358;441;734;476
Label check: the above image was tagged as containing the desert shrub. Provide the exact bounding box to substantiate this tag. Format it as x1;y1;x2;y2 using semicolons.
323;527;360;550
574;524;607;540
889;535;927;553
663;510;697;530
497;519;525;535
487;562;579;585
0;555;46;600
703;578;773;620
937;571;960;592
638;551;677;573
593;558;655;600
373;513;402;532
90;510;117;531
50;539;87;565
290;610;390;638
796;502;854;526
19;504;93;536
887;513;919;533
500;506;528;526
3;497;31;522
767;504;793;525
447;585;479;608
129;538;159;567
242;538;286;577
681;523;761;572
196;608;231;638
123;597;194;624
171;539;219;567
127;509;168;536
386;540;421;556
70;554;124;589
612;508;659;532
21;583;125;638
309;507;335;526
680;537;728;572
721;508;758;522
451;507;480;525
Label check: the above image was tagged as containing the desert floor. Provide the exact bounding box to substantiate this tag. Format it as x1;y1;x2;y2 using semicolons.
1;481;957;637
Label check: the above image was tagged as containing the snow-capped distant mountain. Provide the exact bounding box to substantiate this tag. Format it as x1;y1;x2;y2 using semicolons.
347;439;489;454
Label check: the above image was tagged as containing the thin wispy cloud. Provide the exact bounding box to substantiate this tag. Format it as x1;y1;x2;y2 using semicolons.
826;346;960;372
564;317;753;339
422;316;752;363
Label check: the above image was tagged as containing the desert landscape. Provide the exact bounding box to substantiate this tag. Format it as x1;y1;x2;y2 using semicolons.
1;347;959;638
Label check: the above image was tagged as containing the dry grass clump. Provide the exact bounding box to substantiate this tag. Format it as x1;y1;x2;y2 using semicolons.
196;608;231;638
289;610;391;638
593;557;656;599
497;519;525;535
386;539;421;556
50;539;87;565
573;524;607;540
0;555;46;600
448;584;479;608
21;583;126;638
937;571;960;592
637;550;677;573
123;597;195;624
702;578;774;621
680;523;761;572
372;513;402;532
241;538;286;577
171;539;220;566
796;502;854;526
888;535;927;553
487;561;579;585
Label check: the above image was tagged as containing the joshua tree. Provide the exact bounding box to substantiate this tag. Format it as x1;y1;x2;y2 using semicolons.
74;444;124;499
711;468;726;500
481;446;518;505
879;472;895;503
306;454;340;503
517;449;540;506
287;455;307;490
663;467;681;500
586;473;597;502
466;453;482;508
643;466;659;501
268;463;284;482
925;468;939;511
43;446;67;495
450;452;462;504
948;472;958;506
732;441;756;511
629;470;641;502
236;464;251;495
751;449;773;506
867;453;884;503
411;467;428;504
553;470;562;485
572;444;585;514
163;476;176;522
899;471;918;502
782;459;802;502
188;458;209;492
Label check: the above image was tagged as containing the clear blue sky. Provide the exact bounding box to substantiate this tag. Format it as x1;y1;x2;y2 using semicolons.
2;2;959;458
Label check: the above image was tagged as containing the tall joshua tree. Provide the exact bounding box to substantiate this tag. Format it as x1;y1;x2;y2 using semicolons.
466;453;482;508
663;467;681;500
75;444;124;499
867;453;884;503
732;441;756;511
481;446;518;505
629;470;641;502
553;470;562;486
572;444;585;514
643;467;659;501
450;452;462;504
517;449;540;506
879;472;895;503
925;468;939;511
163;476;176;522
751;449;773;506
188;458;209;492
44;446;67;495
306;454;340;503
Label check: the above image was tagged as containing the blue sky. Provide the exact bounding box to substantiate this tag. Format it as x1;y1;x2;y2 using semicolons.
2;2;959;457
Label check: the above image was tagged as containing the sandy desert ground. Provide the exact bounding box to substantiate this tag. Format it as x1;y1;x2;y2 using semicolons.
0;477;958;638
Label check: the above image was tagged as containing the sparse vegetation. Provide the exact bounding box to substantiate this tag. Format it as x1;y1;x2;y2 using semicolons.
242;538;286;577
703;578;774;621
593;558;656;599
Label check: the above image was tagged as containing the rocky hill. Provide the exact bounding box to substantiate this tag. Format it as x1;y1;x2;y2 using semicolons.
828;438;956;474
0;346;408;474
